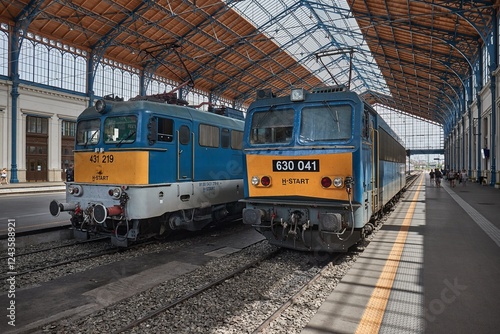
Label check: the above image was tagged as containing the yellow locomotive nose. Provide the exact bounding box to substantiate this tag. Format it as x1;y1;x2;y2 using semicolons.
246;153;352;201
74;151;149;185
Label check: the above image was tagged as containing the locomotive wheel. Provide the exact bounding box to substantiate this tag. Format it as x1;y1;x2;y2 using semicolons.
155;216;174;240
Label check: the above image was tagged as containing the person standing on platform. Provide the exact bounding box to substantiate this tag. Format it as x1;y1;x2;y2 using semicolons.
429;169;435;186
448;169;457;187
0;168;7;185
434;168;442;187
460;169;468;187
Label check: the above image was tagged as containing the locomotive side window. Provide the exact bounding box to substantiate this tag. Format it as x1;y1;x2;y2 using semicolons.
199;124;220;147
379;128;406;163
250;108;294;144
231;130;243;150
300;105;352;142
221;128;230;148
76;119;101;146
179;125;190;145
362;108;371;140
104;116;137;144
158;117;174;142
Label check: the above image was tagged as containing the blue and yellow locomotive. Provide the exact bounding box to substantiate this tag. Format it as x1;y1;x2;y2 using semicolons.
50;93;245;246
241;86;406;252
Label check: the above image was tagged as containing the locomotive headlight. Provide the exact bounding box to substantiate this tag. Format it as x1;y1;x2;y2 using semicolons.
95;99;106;113
251;175;271;187
290;88;305;101
95;99;112;114
67;185;83;197
251;176;260;186
108;187;122;198
333;177;344;188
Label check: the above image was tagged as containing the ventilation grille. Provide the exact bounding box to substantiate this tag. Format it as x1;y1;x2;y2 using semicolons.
312;85;347;94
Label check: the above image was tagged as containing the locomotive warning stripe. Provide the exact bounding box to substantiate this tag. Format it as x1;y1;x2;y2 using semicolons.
355;175;424;333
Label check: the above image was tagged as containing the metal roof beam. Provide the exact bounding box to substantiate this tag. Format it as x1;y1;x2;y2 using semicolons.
421;0;496;45
374;52;463;106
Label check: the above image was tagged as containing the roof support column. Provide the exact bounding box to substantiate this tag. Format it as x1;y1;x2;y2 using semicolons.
8;0;44;183
9;31;19;183
476;96;482;182
461;87;466;171
489;13;498;186
87;57;95;107
467;75;473;178
476;47;483;182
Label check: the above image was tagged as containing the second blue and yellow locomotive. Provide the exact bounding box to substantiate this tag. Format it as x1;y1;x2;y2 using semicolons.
241;86;406;252
50;93;245;246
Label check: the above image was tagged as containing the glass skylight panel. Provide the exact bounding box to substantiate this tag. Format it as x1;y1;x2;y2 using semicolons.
228;0;388;95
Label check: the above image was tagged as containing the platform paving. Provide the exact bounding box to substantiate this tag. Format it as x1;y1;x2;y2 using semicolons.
303;174;500;334
0;181;65;195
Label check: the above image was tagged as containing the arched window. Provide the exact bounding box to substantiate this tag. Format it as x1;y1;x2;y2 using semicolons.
62;52;75;90
19;39;35;81
114;68;123;96
48;47;62;87
75;56;86;93
93;60;139;100
34;43;48;84
0;24;8;76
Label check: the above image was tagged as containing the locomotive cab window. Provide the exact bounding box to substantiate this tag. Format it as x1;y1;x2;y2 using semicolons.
76;119;101;146
299;104;352;142
104;116;137;144
158;117;173;142
250;108;294;144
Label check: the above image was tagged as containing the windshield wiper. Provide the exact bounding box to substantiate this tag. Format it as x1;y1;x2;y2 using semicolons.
324;102;340;132
253;105;276;128
84;130;99;148
116;131;136;148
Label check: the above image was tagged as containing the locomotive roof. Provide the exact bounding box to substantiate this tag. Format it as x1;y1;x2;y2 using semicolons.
78;99;244;129
247;90;362;111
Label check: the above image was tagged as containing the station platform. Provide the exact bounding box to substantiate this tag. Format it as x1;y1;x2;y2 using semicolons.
0;181;65;195
303;173;500;334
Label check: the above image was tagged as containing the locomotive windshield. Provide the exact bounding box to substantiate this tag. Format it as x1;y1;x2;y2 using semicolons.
104;116;137;145
250;108;294;144
299;104;352;142
76;119;101;146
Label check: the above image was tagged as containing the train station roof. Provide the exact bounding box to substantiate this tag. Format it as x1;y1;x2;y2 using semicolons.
2;0;499;125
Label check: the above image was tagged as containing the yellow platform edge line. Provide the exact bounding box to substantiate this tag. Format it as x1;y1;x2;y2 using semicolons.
355;175;424;333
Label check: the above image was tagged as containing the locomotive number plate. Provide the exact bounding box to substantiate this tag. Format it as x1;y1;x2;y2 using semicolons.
272;159;320;172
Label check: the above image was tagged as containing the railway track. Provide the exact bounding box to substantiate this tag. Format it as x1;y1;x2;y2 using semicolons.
0;239;123;281
0;237;171;284
0;236;109;261
101;243;354;334
112;247;284;333
37;224;380;333
26;177;424;333
252;253;345;334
